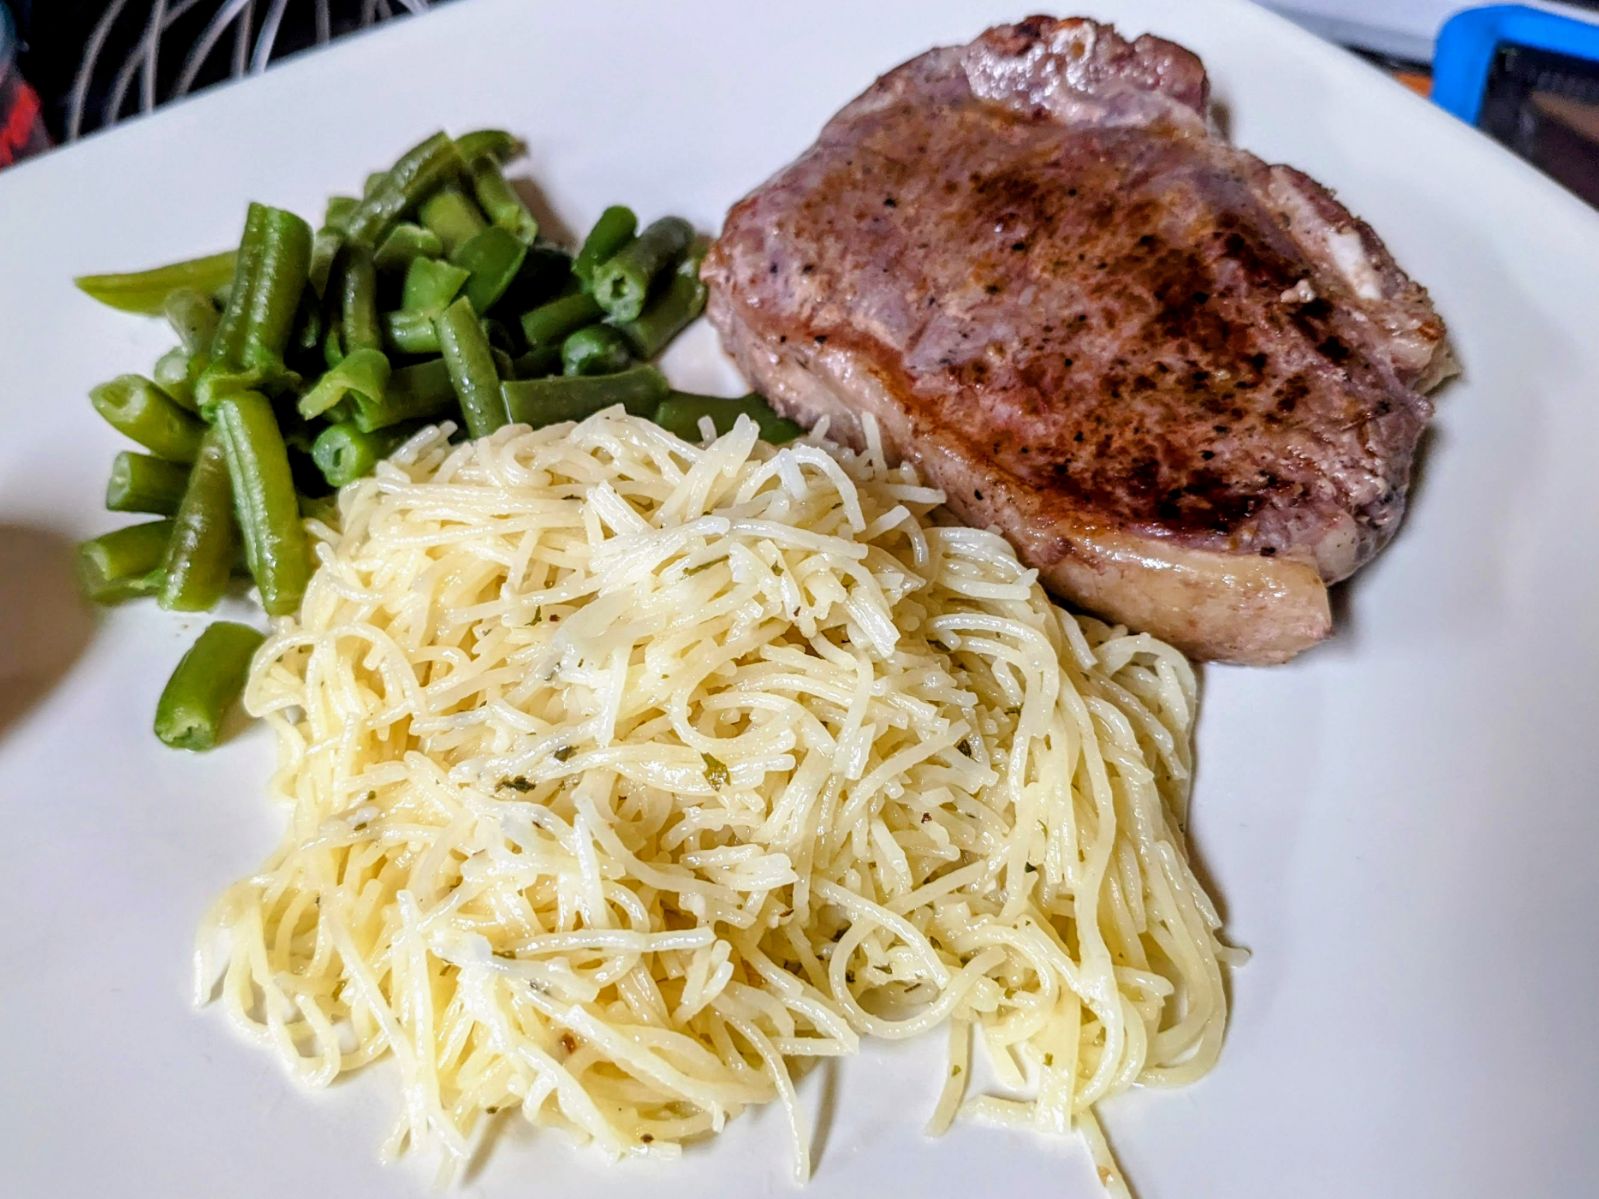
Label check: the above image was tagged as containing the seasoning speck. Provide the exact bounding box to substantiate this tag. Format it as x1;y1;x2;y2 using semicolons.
703;753;730;788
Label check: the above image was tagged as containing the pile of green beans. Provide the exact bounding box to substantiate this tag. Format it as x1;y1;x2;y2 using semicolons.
74;127;801;751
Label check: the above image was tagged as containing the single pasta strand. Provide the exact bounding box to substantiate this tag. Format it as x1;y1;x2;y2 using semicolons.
196;411;1232;1192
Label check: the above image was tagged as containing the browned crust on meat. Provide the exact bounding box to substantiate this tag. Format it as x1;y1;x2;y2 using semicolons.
709;291;1331;663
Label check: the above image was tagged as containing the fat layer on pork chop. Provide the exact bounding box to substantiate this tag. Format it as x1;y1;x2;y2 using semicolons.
703;15;1450;663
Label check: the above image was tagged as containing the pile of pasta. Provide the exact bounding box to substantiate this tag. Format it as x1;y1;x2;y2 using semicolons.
196;411;1232;1195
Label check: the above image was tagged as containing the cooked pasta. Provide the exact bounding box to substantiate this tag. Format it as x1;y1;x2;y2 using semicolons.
195;410;1232;1195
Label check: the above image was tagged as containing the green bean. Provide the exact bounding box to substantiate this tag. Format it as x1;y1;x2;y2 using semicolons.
469;157;538;242
419;184;488;256
436;296;508;439
312;420;422;488
501;364;668;428
325;194;358;229
614;248;707;359
241;204;313;374
345;132;466;246
561;324;632;377
591;216;694;322
77;520;174;603
309;226;342;296
159;428;238;612
291;291;324;358
214;392;310;617
364;171;387;198
211;205;269;366
163;289;221;355
75;250;236;314
347;358;456;432
374;223;444;273
299;492;338;524
452;226;527;313
512;346;563;379
298;347;390;420
107;451;190;515
573;205;637;288
153;622;265;751
322;320;345;370
652;392;803;444
338;242;381;354
454;129;521;164
91;375;206;462
519;291;603;349
383;309;441;355
402;257;470;312
154;347;200;413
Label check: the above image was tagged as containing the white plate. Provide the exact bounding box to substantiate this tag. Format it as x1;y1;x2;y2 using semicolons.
3;2;1598;1196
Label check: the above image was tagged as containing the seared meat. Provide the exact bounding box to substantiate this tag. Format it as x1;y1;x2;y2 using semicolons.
703;16;1450;663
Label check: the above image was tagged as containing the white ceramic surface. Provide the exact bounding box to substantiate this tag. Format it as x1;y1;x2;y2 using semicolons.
3;2;1597;1196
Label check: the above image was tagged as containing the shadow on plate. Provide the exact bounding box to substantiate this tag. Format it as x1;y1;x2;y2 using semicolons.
0;524;94;738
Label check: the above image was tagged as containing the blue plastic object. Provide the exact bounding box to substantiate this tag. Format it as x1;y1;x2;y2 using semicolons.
1433;5;1599;124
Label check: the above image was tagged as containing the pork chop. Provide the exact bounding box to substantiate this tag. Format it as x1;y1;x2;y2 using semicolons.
703;15;1451;664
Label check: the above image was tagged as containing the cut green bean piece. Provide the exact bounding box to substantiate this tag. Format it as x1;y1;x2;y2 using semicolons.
312;420;421;488
153;621;265;751
325;194;358;229
454;129;521;164
561;324;632;377
419;184;488;256
91;375;206;462
159;428;238;612
240;204;313;373
519;291;603;348
339;242;382;354
374;223;444;273
214;392;310;617
298;347;390;420
309;226;342;296
345;132;466;246
347;358;455;432
153;347;200;413
436;296;508;439
512;345;563;379
383;308;441;355
591;216;694;322
77;520;174;603
322;319;345;369
291;291;324;357
163;288;221;355
469;157;538;242
402;257;470;312
653;392;803;444
501;364;668;428
451;226;528;314
573;206;637;287
614;249;707;359
75;250;236;314
107;452;189;515
211;206;269;366
364;171;387;198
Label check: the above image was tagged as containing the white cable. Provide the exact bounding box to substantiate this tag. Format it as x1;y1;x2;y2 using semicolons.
142;0;168;112
106;0;208;128
251;0;293;74
173;0;254;99
231;1;255;80
66;0;131;140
